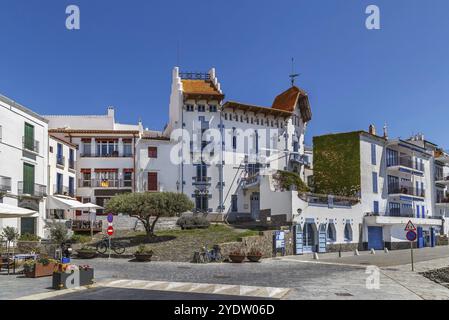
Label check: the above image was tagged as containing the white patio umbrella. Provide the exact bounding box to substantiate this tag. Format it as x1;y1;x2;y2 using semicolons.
0;203;38;218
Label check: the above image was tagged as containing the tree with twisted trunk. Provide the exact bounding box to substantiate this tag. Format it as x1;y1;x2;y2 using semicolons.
106;192;194;240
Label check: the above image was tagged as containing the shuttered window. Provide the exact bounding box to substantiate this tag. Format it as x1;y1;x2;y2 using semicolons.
24;123;34;150
23;163;35;195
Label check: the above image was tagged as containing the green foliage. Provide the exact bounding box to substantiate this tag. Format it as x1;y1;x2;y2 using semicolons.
135;244;153;255
176;216;210;229
70;234;91;244
19;233;41;241
45;220;69;244
78;246;96;252
106;192;194;238
273;170;310;192
313;132;362;197
1;226;19;242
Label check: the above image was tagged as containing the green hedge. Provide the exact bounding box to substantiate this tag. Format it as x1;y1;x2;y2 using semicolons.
274;170;310;192
313;132;361;197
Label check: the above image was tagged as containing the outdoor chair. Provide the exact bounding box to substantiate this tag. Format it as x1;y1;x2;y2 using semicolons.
0;255;14;273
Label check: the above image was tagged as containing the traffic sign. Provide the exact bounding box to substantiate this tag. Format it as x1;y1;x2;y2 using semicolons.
406;230;417;241
107;213;114;223
405;220;416;231
107;226;114;236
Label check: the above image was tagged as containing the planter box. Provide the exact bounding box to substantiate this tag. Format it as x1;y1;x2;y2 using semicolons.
25;262;57;278
229;254;246;263
52;268;94;290
247;255;262;262
134;253;153;262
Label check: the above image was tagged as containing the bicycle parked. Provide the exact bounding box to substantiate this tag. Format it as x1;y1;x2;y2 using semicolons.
96;235;126;255
192;244;222;263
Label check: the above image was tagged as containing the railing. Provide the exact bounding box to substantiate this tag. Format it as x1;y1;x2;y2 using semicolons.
387;208;414;218
56;155;65;166
22;136;39;153
387;157;424;171
80;152;133;158
388;185;425;197
289;154;310;166
436;176;449;182
71;220;103;232
242;175;260;188
298;192;360;207
92;179;119;188
437;197;449;204
78;179;92;188
53;185;75;198
18;182;47;198
68;158;75;170
0;176;12;193
193;176;212;184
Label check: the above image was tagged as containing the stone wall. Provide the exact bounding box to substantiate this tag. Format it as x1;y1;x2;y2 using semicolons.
218;228;294;259
95;215;180;232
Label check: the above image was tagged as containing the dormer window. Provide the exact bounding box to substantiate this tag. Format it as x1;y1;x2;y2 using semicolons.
224;113;228;120
198;105;206;112
186;104;194;112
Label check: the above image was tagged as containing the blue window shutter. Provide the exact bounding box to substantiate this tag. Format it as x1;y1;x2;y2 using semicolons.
371;144;376;165
373;201;379;214
372;172;378;193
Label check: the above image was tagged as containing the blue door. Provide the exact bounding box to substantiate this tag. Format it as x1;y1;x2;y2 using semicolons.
417;227;424;248
295;225;303;255
368;227;384;250
430;228;435;247
303;223;316;253
318;224;327;253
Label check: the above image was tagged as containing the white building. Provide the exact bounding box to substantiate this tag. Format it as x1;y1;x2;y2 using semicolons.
44;107;142;218
0;94;49;237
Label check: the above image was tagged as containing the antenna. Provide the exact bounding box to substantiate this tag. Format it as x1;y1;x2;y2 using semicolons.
176;40;180;67
289;57;300;87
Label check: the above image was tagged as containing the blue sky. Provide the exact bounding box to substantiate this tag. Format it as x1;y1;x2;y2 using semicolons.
0;0;448;147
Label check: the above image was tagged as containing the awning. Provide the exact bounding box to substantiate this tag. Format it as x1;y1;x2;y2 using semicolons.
0;203;39;218
46;196;86;210
76;203;103;210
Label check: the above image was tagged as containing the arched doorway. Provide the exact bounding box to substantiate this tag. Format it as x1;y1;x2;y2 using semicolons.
303;222;317;253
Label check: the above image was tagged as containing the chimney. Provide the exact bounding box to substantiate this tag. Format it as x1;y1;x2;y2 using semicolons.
383;123;388;140
107;106;115;118
368;124;376;136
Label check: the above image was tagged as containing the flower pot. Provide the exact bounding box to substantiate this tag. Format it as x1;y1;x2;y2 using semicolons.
76;250;97;259
25;262;57;278
229;254;246;263
246;255;262;262
134;253;153;262
52;268;94;290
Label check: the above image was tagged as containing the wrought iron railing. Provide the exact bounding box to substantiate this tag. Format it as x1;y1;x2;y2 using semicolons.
388;185;425;197
22;136;39;153
18;182;47;197
0;176;12;193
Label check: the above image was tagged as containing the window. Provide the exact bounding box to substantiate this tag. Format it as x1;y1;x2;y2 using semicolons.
24;122;35;151
198;105;206;112
386;148;398;167
389;202;401;216
96;140;118;157
95;170;118;187
69;177;74;196
185;104;194;112
327;223;336;242
56;173;63;194
148;147;158;158
209;105;217;112
57;143;64;165
372;172;378;193
196;163;208;182
373;201;379;214
231;195;238;212
69;149;75;169
23;163;35;195
232;128;237;150
123;139;133;157
82;140;92;157
123;170;133;187
344;223;353;241
255;130;259;154
224;113;228;120
195;194;209;212
371;143;376;165
81;170;91;187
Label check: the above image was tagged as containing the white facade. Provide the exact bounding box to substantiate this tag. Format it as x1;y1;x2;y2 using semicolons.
0;94;49;237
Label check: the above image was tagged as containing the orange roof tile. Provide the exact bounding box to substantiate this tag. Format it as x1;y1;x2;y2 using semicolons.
182;80;224;100
272;86;312;122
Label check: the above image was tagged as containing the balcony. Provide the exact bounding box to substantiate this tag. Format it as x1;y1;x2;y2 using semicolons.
56;155;65;167
289;153;310;166
387;207;414;218
298;192;360;207
241;174;260;189
192;176;212;185
0;176;12;193
387;157;424;172
91;179;132;188
53;184;75;198
435;176;449;185
22;137;39;153
18;182;47;198
437;197;449;205
388;185;425;198
81;151;133;158
78;179;92;188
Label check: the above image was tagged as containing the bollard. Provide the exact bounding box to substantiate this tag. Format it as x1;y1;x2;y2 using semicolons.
313;252;319;260
370;248;376;255
338;250;342;258
384;247;389;254
354;249;360;256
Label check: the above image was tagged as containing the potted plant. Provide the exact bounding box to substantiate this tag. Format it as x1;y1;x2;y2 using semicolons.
23;257;58;278
76;246;97;259
52;264;94;289
134;244;153;262
246;248;263;262
228;249;246;263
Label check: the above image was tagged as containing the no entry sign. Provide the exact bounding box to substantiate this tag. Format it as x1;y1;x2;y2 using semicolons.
406;230;417;242
107;226;114;236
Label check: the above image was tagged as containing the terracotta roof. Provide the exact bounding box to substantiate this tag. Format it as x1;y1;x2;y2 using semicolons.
272;86;312;122
49;129;139;135
223;101;292;118
182;80;224;100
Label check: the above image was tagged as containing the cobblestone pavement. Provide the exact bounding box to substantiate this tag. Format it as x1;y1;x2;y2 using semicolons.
5;247;449;300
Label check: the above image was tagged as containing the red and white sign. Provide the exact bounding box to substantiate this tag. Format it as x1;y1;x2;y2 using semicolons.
107;226;114;236
405;220;416;231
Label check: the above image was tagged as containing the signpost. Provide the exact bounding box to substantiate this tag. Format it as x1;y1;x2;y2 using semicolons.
405;220;417;271
107;214;114;259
